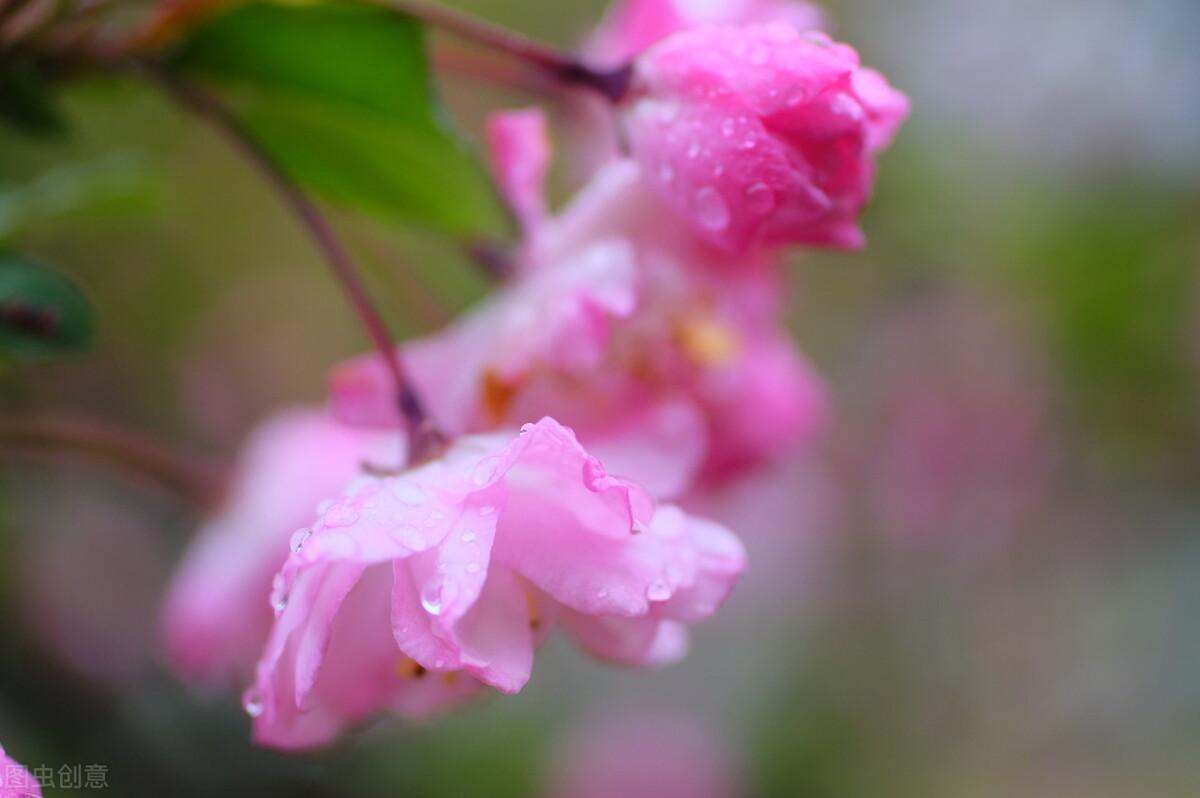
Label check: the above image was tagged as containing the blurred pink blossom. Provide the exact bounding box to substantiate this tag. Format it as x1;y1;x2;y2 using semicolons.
21;490;169;687
161;408;394;687
545;709;735;798
624;24;908;253
0;745;40;798
247;418;744;749
844;289;1056;548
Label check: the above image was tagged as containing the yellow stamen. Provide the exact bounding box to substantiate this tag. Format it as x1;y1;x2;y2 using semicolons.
395;656;427;679
676;315;740;366
481;369;518;423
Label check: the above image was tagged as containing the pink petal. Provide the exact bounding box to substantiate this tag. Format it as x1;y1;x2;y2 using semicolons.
487;109;551;232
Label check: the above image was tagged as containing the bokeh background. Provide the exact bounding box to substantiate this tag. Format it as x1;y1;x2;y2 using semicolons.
2;0;1199;795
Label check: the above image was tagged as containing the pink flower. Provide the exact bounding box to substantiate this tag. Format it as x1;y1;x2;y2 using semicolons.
247;417;745;749
587;0;827;67
332;124;827;485
487;109;551;233
623;23;909;254
546;710;735;798
0;745;40;798
161;408;393;687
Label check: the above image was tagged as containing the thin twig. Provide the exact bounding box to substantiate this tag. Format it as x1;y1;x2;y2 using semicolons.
154;69;446;463
0;412;224;508
369;0;632;101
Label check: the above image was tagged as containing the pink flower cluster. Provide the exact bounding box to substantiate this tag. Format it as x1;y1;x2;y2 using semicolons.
161;0;906;750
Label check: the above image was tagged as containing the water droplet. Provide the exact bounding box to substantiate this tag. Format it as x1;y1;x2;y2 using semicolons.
242;687;264;718
289;528;312;553
596;588;609;600
465;562;482;574
421;577;457;616
740;137;758;151
461;531;477;543
471;458;499;486
746;182;775;214
647;580;671;601
803;31;832;48
390;524;423;549
392;481;425;506
695;187;730;231
269;574;289;613
323;503;360;528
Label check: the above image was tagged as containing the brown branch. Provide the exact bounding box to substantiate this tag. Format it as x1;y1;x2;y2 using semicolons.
154;69;446;463
0;412;224;508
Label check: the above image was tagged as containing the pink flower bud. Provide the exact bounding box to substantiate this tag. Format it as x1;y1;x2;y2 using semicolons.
624;23;908;254
588;0;828;67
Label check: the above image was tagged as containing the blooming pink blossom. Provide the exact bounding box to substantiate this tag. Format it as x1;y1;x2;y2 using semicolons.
161;408;393;686
587;0;827;67
247;418;745;749
546;710;735;798
623;23;909;253
332;120;827;485
0;745;40;798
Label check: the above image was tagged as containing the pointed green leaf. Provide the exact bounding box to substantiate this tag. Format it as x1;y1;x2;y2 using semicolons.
168;1;509;237
0;253;94;361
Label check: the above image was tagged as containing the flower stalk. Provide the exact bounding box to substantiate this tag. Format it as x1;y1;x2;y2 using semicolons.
154;70;446;464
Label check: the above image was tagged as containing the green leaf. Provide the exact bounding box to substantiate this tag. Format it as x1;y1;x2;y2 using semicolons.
0;152;157;244
0;253;94;361
168;1;509;237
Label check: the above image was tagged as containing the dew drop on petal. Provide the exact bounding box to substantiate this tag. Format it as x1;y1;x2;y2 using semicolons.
695;187;730;231
421;577;457;616
746;182;775;214
392;481;425;506
465;562;482;575
390;524;424;549
289;527;312;553
461;531;477;543
323;503;360;528
471;458;500;486
242;687;263;718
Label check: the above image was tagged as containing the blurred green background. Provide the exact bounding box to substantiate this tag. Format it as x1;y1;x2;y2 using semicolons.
2;0;1199;795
